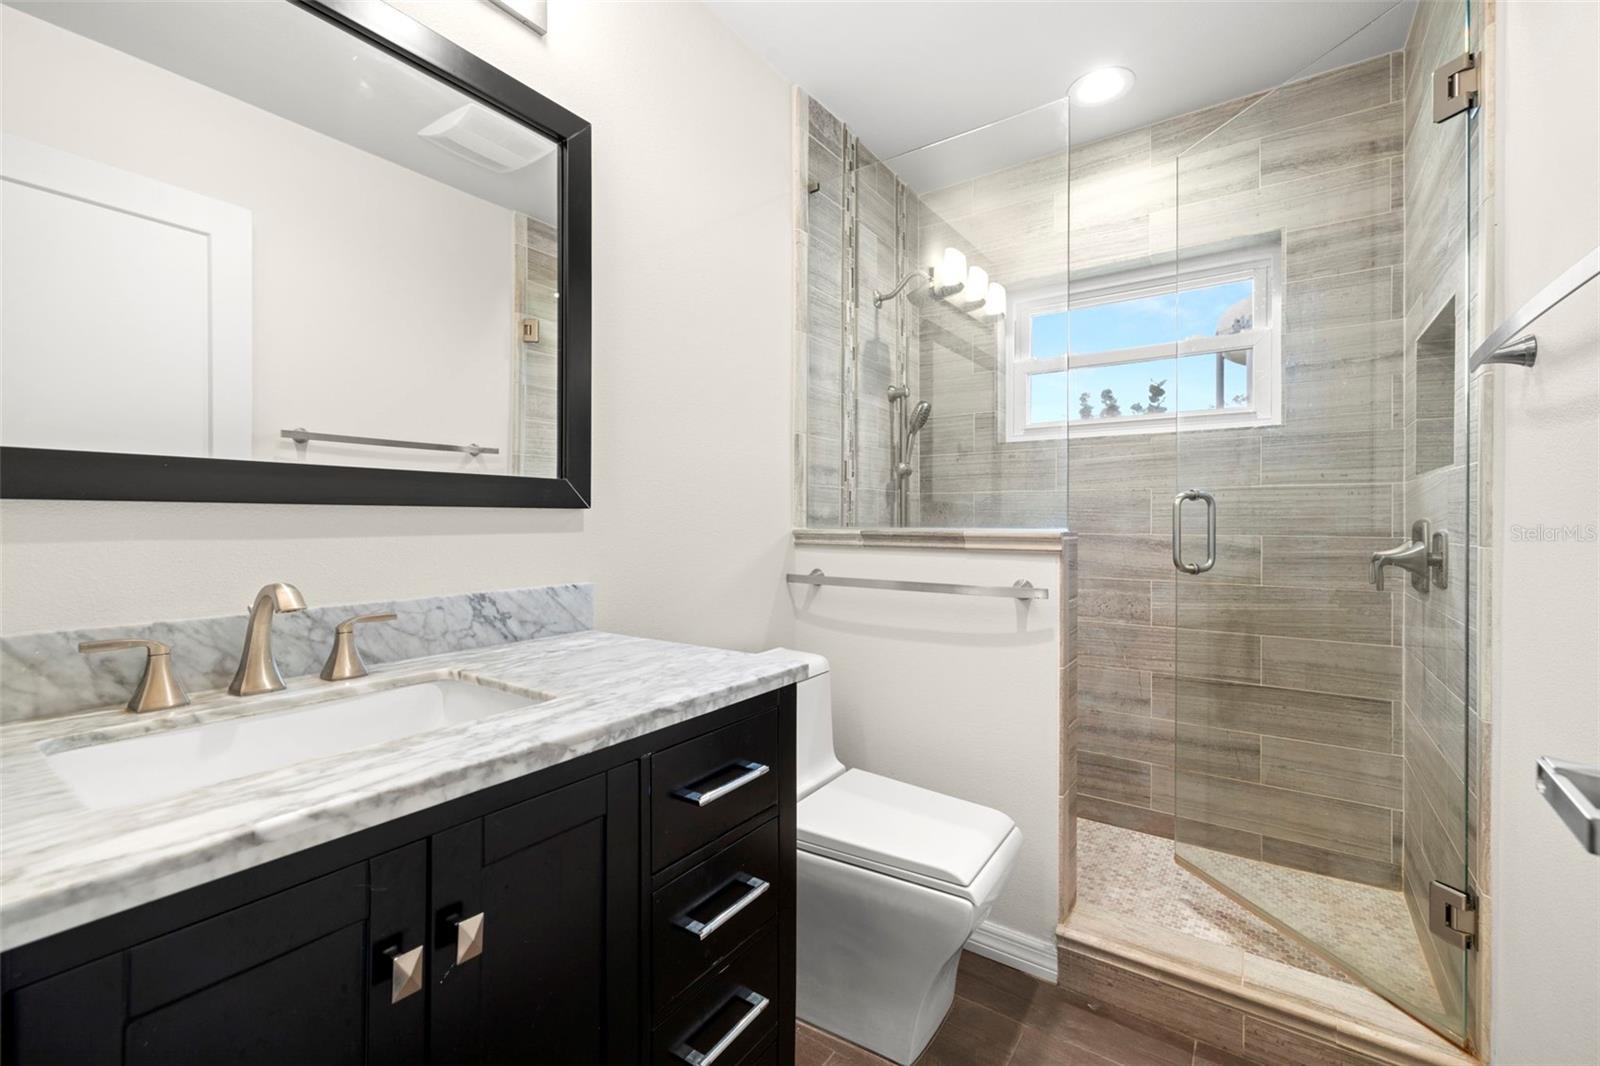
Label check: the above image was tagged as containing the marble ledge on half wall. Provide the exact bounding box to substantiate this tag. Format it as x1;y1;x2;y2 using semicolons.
792;528;1072;552
0;584;594;724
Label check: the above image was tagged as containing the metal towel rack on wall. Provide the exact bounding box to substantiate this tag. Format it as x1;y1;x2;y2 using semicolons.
1469;245;1600;372
785;568;1049;600
281;428;500;457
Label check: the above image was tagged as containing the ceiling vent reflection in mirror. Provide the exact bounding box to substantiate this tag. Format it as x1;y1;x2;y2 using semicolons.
418;103;555;173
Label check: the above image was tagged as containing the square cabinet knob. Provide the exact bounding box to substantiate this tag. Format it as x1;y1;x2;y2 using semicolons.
390;946;424;1004
456;911;485;964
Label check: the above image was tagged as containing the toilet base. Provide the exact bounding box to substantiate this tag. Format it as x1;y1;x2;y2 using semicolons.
795;829;1022;1064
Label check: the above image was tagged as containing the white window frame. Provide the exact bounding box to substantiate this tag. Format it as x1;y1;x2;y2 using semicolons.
1002;243;1283;441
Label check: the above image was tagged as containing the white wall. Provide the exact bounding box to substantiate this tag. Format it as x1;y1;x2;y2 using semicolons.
1488;2;1600;1062
0;0;797;654
2;7;519;473
788;544;1060;967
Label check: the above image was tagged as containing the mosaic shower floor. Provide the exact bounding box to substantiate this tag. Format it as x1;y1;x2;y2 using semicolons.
1076;819;1350;980
1076;820;1449;1025
1180;841;1447;1021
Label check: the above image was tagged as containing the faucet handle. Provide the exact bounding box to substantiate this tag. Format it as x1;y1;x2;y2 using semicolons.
79;639;190;713
321;613;397;682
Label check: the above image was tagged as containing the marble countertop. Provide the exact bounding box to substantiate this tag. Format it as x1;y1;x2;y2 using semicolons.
0;631;806;952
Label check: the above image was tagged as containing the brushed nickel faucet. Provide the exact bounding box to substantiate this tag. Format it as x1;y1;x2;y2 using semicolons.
321;612;397;681
229;583;307;696
79;638;190;713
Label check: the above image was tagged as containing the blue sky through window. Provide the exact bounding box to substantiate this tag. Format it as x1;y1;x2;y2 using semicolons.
1028;278;1252;359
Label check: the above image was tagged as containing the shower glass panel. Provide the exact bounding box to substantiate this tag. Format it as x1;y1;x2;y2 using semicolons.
801;94;1073;528
1170;0;1474;1044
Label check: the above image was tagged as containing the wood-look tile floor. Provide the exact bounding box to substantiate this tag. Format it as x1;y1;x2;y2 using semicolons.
797;951;1214;1066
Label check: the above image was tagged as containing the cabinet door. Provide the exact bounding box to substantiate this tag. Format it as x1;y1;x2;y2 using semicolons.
429;765;640;1065
3;955;124;1065
116;849;428;1066
123;865;368;1064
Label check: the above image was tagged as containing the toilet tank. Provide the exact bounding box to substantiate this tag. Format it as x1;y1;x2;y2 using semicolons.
766;649;845;799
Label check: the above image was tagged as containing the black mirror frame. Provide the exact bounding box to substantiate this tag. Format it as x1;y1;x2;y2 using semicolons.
0;0;591;509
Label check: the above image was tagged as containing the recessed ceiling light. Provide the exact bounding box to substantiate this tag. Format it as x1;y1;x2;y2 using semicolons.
1068;66;1135;107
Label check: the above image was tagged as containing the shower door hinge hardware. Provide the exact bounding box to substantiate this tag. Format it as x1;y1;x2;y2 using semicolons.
1429;881;1478;950
1433;52;1479;123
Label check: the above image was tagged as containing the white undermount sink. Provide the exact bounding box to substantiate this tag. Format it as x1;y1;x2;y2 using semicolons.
44;679;549;810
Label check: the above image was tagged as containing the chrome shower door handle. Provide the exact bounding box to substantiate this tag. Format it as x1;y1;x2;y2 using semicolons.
1172;489;1217;575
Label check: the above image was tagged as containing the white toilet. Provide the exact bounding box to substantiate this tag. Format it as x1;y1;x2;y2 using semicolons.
773;650;1022;1064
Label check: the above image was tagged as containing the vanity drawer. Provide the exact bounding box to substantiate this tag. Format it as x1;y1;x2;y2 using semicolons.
651;707;779;870
651;921;778;1066
652;818;780;1009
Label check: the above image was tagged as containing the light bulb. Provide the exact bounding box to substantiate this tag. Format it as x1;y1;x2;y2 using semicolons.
985;282;1007;318
934;247;967;291
964;265;989;310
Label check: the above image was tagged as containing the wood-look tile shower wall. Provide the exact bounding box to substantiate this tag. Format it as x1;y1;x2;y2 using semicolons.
802;98;922;528
913;54;1413;886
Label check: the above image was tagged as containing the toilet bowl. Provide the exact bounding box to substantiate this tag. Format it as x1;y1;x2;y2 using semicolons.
768;649;1022;1065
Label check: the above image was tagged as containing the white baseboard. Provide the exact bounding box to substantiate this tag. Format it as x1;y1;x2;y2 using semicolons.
965;920;1058;983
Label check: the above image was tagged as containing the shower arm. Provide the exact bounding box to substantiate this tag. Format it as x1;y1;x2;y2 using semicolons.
872;268;934;308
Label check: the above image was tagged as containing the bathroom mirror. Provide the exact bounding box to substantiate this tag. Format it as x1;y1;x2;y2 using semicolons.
0;0;591;507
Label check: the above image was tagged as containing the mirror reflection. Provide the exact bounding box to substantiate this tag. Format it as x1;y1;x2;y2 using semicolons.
1;1;561;478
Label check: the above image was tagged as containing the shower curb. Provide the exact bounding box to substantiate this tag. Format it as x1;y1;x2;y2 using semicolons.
1056;904;1480;1066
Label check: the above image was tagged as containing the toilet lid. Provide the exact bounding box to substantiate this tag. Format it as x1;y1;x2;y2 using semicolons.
797;769;1015;890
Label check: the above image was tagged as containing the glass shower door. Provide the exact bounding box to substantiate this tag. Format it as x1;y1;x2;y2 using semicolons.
1170;0;1475;1044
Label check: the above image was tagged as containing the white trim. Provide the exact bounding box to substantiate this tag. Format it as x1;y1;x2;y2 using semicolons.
965;920;1058;983
1002;243;1283;443
1;134;253;459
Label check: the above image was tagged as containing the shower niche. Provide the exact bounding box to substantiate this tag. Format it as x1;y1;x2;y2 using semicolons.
1414;300;1458;476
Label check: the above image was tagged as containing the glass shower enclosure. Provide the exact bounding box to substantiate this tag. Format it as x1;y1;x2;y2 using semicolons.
800;0;1481;1047
1169;0;1479;1043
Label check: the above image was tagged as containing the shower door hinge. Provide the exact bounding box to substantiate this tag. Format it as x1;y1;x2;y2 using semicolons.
1429;881;1478;950
1433;52;1479;123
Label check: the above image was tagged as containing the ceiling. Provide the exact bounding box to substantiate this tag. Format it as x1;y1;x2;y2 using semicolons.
707;0;1415;190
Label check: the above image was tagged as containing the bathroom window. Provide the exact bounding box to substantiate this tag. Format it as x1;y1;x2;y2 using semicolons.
1003;245;1283;441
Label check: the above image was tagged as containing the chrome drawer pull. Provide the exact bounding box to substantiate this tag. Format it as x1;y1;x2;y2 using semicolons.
671;988;769;1065
673;874;770;941
673;761;770;807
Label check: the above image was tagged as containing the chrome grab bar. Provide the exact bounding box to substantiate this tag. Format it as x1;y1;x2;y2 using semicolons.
671;989;769;1065
673;761;770;807
1172;489;1217;575
281;427;500;457
1469;246;1599;372
673;874;770;940
786;569;1049;600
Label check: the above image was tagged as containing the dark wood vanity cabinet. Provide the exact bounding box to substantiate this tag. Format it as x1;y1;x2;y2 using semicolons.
1;688;796;1066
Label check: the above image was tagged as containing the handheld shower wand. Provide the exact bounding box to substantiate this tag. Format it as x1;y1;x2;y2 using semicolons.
895;400;932;480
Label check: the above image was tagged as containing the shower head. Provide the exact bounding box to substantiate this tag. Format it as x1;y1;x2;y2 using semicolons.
907;400;933;435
